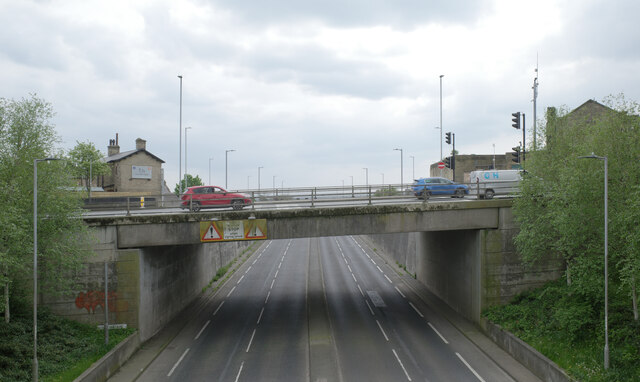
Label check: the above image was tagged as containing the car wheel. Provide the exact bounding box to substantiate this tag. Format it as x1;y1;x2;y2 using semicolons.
485;190;495;199
232;200;244;210
455;189;465;198
424;191;431;200
190;201;201;212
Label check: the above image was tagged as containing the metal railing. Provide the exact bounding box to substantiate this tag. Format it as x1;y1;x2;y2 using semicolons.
81;182;520;216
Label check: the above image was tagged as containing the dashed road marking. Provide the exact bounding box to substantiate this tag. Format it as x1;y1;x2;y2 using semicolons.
392;349;412;381
409;302;424;318
167;348;190;377
194;320;210;340
213;301;225;316
428;322;449;344
376;320;389;341
456;352;486;382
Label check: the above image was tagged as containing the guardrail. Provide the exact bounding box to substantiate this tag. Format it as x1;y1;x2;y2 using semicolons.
82;182;520;215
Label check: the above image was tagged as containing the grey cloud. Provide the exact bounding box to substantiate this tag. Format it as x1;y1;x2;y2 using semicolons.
202;0;492;28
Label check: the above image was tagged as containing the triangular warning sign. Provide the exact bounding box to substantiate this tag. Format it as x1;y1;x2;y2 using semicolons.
202;223;222;241
246;221;266;239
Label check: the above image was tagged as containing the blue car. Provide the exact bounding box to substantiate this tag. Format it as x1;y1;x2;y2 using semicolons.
412;177;469;199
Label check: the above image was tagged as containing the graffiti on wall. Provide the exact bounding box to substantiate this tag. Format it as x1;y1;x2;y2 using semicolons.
75;290;117;313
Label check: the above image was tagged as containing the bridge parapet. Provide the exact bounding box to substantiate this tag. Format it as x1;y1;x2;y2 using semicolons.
84;199;514;249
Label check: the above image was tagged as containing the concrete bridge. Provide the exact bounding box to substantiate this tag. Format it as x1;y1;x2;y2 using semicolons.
51;199;560;342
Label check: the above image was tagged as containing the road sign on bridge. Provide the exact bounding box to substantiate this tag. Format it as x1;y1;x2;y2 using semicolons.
438;161;445;169
200;219;267;242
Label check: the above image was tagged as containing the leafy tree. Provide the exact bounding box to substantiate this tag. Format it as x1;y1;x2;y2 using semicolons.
513;94;640;321
0;94;90;323
67;141;110;195
173;174;204;195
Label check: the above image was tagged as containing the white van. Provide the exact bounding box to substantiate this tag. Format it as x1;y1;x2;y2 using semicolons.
469;169;522;199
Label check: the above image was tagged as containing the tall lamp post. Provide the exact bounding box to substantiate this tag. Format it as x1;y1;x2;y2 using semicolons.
410;155;415;180
394;148;403;193
184;126;192;188
363;167;368;187
578;153;609;369
178;75;183;195
225;149;235;189
439;74;444;161
209;157;214;185
258;166;263;191
33;157;61;382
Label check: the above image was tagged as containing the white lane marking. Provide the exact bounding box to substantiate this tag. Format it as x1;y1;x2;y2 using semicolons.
278;262;282;269
245;266;252;273
351;273;358;283
392;349;412;381
237;275;245;284
270;279;275;290
357;284;365;297
376;265;383;273
376;320;389;341
394;286;406;298
252;259;257;265
384;274;393;284
409;302;424;318
246;328;257;352
456;352;486;382
365;300;375;316
167;348;190;377
371;259;377;265
213;301;225;316
194;320;210;340
274;269;279;279
343;257;349;265
265;291;271;304
257;307;265;324
234;361;245;382
227;286;236;297
347;264;353;273
428;322;449;344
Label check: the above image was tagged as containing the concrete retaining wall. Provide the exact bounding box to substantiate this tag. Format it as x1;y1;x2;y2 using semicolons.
480;319;574;382
73;331;141;382
42;225;253;342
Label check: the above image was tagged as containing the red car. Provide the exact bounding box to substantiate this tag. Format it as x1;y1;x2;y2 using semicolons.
181;186;252;211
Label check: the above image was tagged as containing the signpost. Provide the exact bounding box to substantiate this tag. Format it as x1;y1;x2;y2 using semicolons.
438;162;445;169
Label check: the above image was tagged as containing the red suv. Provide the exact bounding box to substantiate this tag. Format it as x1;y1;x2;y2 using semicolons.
181;186;252;211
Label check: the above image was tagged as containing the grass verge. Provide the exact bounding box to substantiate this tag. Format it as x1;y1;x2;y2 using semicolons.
0;299;135;382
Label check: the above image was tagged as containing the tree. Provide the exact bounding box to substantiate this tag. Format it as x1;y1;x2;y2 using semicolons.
67;141;110;195
174;174;204;195
0;94;90;323
513;95;640;320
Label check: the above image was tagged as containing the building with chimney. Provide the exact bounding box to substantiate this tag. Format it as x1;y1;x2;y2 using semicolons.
103;134;165;193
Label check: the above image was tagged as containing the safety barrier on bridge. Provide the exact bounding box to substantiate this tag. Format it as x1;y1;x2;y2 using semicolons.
81;182;520;216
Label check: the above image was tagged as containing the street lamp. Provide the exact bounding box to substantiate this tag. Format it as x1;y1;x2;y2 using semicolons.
381;173;384;185
33;157;61;382
578;153;609;369
225;149;235;189
258;166;263;191
439;74;444;161
178;75;183;195
394;148;403;193
410;155;415;180
184;126;192;188
363;167;368;187
209;157;214;185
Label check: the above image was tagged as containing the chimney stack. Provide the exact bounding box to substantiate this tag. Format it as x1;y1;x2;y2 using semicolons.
108;136;120;156
136;138;147;151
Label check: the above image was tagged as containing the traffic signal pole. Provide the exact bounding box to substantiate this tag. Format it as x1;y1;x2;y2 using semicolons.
452;133;456;181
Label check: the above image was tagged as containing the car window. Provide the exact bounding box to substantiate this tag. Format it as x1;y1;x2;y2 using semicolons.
213;187;225;193
193;188;206;194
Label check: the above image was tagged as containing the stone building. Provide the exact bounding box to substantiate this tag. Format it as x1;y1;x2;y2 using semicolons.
429;153;518;184
103;135;165;194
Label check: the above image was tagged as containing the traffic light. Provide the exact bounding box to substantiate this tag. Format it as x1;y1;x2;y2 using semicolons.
512;146;521;163
511;112;521;129
445;132;452;144
444;156;455;169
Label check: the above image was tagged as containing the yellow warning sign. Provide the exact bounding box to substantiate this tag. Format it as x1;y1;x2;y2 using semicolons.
200;219;267;242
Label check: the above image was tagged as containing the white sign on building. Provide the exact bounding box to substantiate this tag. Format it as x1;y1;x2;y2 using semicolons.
132;165;152;179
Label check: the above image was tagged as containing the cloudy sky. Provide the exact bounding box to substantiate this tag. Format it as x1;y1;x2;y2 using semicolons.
2;0;639;189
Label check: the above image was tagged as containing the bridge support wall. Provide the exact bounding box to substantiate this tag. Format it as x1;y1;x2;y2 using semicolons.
365;207;563;324
42;226;253;342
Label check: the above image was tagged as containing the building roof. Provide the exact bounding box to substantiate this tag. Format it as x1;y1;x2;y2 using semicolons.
105;148;165;164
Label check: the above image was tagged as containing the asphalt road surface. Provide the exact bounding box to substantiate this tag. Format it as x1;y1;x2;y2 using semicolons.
135;237;519;381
